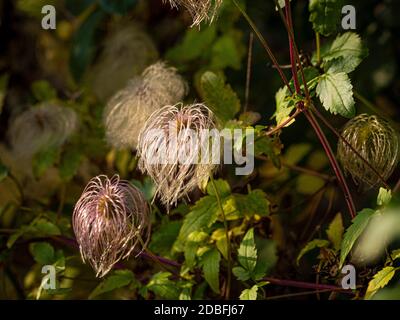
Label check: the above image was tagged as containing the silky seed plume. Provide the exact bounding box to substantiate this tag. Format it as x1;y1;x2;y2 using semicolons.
91;23;158;102
8;103;78;159
137;103;218;209
337;114;400;188
103;61;188;150
72;175;151;278
164;0;223;27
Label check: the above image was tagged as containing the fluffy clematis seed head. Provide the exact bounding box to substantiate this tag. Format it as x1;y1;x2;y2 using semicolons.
103;61;188;150
164;0;223;27
8;103;78;159
90;22;158;102
137;103;219;209
73;175;150;277
337;114;400;188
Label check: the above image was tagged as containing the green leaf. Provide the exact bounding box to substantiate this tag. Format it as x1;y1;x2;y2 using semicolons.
59;147;82;181
316;71;355;118
297;239;330;265
30;242;55;265
390;249;400;262
340;208;376;267
184;231;208;269
0;162;8;183
274;87;295;127
237;228;258;274
31;80;57;102
174;196;218;252
70;10;105;81
211;33;243;70
296;174;325;195
326;213;344;251
235;190;270;217
166;26;217;63
201;248;221;294
232;266;251;281
253;238;277;280
146;272;180;300
131;177;156;202
0;74;9;115
207;179;231;198
33;147;59;178
239;285;258;300
365;267;396;300
200;71;241;123
323;33;369;74
309;0;344;37
89;270;135;299
377;188;392;207
150;220;182;257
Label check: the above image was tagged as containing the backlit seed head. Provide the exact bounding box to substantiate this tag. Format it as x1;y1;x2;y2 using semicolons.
164;0;223;27
137;103;218;209
90;23;158;102
337;114;400;188
73;175;150;278
8;103;78;159
103;61;188;150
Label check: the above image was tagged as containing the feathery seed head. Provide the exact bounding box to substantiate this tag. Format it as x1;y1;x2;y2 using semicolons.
103;61;188;150
73;175;150;278
164;0;223;27
91;23;158;102
137;103;218;209
8;103;78;159
337;114;400;188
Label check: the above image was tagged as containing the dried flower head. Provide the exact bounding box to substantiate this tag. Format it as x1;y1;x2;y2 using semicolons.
103;61;188;150
164;0;223;26
337;114;400;187
137;103;218;209
91;23;158;102
8;103;78;159
73;175;150;277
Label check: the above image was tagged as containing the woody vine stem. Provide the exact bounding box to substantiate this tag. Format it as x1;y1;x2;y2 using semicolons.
234;0;357;219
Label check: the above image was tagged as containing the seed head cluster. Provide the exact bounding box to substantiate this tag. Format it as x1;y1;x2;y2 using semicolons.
8;103;78;159
91;23;158;102
103;61;188;150
73;175;150;277
337;114;400;187
137;103;218;209
164;0;223;26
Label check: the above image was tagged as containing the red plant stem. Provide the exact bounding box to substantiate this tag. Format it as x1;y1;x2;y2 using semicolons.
264;277;352;293
283;1;356;219
304;110;356;219
53;236;181;268
285;0;301;94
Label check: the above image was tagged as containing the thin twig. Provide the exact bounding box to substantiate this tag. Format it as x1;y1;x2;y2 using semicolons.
265;108;303;136
232;0;292;93
210;175;232;300
303;110;356;219
244;32;254;112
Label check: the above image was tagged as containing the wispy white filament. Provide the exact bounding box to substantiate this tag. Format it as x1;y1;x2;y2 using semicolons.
137;103;218;209
164;0;223;26
103;61;188;150
73;175;151;277
8;103;78;159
